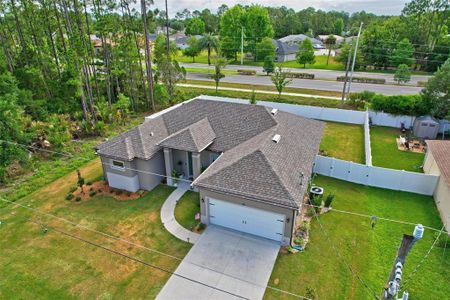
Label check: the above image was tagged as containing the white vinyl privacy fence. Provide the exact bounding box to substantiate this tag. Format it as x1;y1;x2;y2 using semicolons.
364;112;372;166
313;155;438;195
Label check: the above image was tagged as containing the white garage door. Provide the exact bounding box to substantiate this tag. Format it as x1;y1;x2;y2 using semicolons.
208;198;285;242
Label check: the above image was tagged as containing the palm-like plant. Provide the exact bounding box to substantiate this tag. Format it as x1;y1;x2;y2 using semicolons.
200;33;219;65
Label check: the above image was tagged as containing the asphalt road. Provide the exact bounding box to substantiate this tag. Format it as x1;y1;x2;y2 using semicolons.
186;72;423;96
182;62;430;86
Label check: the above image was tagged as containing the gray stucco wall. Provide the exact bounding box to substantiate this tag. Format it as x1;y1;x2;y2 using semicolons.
135;151;165;191
198;188;297;244
101;156;137;178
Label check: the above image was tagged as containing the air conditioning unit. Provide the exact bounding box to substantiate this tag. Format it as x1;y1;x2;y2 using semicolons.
309;186;324;200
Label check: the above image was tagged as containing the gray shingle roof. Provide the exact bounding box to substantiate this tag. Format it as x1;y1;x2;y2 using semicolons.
95;98;324;209
193;110;324;208
158;118;216;152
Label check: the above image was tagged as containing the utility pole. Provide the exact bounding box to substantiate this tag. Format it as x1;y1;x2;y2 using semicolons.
341;40;354;102
165;0;170;56
240;27;244;65
381;224;424;300
345;22;363;100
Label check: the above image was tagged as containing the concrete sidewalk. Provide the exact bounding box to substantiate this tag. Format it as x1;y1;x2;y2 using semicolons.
179;83;341;100
160;182;200;244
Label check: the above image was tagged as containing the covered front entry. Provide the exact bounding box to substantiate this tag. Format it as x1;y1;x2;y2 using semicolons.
208;198;285;242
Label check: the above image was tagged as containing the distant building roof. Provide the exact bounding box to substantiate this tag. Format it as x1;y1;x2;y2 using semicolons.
278;34;323;47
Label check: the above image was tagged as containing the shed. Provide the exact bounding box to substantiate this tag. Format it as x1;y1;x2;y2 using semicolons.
413;116;439;139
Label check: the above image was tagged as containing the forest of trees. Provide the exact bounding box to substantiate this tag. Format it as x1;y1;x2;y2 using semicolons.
0;0;448;182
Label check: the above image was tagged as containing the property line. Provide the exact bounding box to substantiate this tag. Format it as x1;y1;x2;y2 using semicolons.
313;212;380;300
28;219;250;300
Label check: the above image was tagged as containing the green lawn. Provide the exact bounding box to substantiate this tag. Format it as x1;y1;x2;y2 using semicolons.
265;175;449;300
174;191;200;231
0;160;191;299
320;122;365;163
371;127;425;172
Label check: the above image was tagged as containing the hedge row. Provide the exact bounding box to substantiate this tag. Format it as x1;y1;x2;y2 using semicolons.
237;69;257;75
371;94;429;116
283;72;315;79
337;76;386;84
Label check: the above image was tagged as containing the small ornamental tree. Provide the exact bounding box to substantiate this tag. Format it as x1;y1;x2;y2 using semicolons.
77;169;85;194
394;64;411;84
296;38;315;68
212;57;227;92
263;56;275;75
271;67;292;98
183;36;201;62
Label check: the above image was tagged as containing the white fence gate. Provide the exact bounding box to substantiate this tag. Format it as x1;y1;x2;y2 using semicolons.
313;155;438;195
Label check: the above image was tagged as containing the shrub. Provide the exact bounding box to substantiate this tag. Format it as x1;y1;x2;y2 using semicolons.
305;207;316;217
284;72;315;79
75;197;81;202
324;194;335;208
89;191;96;197
115;190;122;195
299;222;310;232
109;189;114;193
86;181;93;186
371;94;428;116
250;89;257;104
126;192;131;197
198;223;206;230
66;193;74;200
237;69;256;75
89;187;94;192
69;186;77;193
294;236;305;246
337;76;385;84
348;91;376;109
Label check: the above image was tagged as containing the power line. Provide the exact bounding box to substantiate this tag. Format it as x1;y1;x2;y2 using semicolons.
28;219;250;300
313;211;380;300
1;139;445;233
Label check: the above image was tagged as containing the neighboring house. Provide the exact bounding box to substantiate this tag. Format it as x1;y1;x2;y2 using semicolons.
175;35;203;50
272;34;328;62
423;140;450;231
95;98;324;244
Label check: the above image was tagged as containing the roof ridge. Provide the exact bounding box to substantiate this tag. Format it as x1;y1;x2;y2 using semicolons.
124;136;134;159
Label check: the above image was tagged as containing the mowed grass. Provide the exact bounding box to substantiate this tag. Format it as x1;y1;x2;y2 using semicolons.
265;175;449;300
371;126;425;172
320;122;365;163
174;191;200;231
0;159;192;299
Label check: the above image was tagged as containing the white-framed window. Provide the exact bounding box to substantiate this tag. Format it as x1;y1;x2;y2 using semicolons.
111;160;125;171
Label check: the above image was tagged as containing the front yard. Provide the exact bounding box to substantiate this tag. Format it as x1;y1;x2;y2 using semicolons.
265;175;449;299
320;122;365;164
371;126;425;172
0;159;191;299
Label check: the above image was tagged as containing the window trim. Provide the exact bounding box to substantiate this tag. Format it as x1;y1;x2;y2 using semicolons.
111;159;125;171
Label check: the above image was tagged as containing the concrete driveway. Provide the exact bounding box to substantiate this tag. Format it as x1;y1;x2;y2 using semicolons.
156;226;280;300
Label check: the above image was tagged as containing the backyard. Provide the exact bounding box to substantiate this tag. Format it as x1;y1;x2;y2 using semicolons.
0;159;191;299
371;126;425;172
265;175;449;299
320;122;365;164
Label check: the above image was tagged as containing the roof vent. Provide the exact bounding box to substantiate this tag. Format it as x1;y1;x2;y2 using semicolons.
150;131;154;137
272;134;281;143
271;108;278;115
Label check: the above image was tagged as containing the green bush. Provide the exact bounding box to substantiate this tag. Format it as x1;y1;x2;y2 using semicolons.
299;222;310;232
89;191;96;197
75;197;81;202
348;91;376;109
337;76;385;84
324;193;335;208
86;181;93;186
284;72;315;79
65;193;74;200
198;223;206;230
305;207;316;217
237;69;256;75
294;236;305;246
371;94;428;116
69;186;77;193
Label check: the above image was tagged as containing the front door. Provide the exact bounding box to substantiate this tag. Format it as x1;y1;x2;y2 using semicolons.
187;152;193;179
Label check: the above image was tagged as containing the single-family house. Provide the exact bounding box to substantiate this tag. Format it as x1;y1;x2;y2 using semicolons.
318;34;345;45
95;98;324;244
272;34;329;62
423;140;450;231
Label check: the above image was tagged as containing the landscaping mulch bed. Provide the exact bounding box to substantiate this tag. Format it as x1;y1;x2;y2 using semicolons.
70;181;146;202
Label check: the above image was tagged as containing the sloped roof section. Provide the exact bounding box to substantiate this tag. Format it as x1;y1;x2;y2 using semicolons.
158;118;216;152
194;110;325;208
95;117;168;161
427;140;450;186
